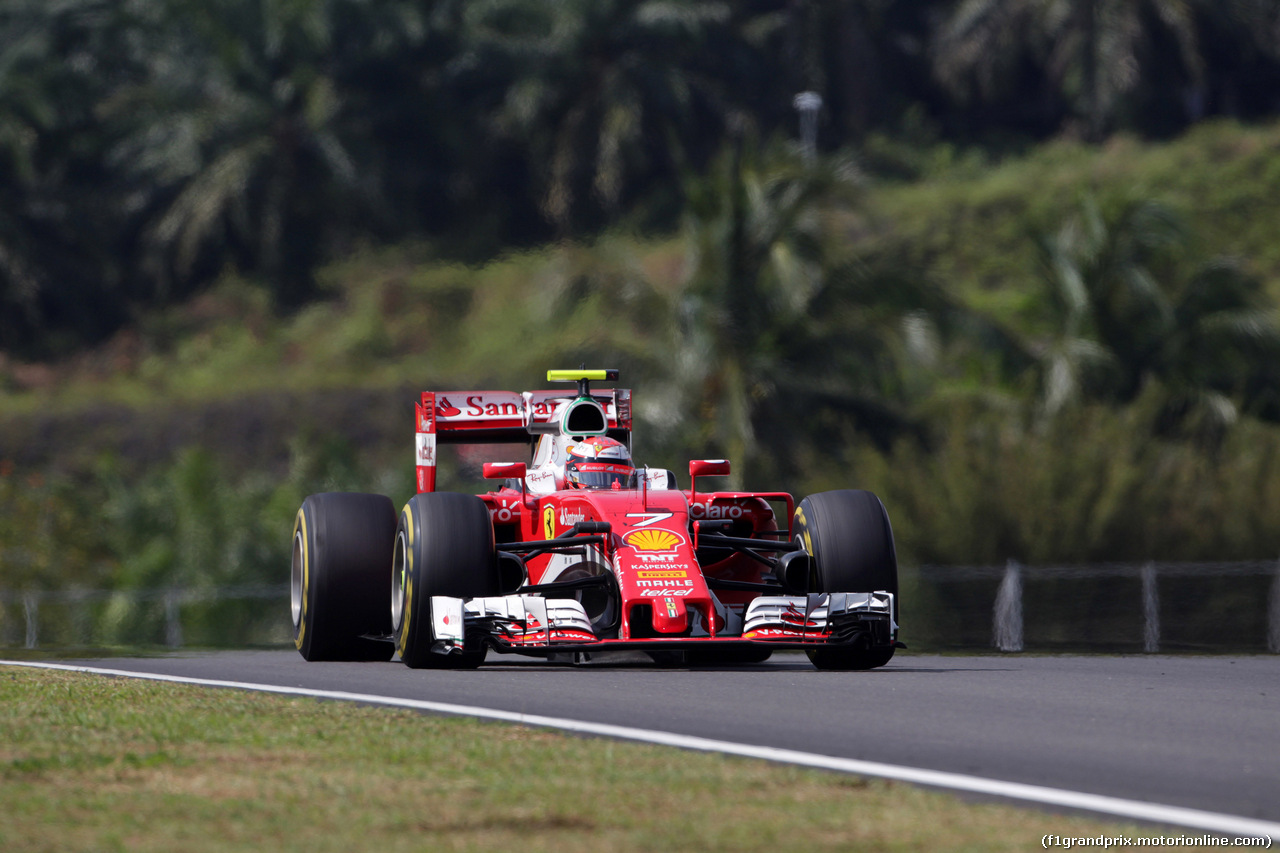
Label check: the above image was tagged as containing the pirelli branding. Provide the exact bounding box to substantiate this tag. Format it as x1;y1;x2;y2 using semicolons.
636;570;689;580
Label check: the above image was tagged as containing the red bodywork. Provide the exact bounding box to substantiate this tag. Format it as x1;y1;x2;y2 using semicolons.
413;387;804;647
482;484;792;642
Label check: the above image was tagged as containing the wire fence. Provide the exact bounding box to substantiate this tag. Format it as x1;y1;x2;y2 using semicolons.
0;584;291;650
914;560;1280;654
2;561;1279;652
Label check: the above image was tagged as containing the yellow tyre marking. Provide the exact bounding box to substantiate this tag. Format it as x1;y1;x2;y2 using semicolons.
397;506;414;657
294;508;309;651
794;506;814;556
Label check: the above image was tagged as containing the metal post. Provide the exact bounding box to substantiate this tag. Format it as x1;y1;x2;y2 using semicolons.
165;590;183;649
1268;561;1280;654
71;591;89;646
994;559;1024;652
793;91;823;163
1142;562;1160;653
23;591;37;650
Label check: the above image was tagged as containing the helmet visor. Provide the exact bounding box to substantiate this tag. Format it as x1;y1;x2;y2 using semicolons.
567;462;634;489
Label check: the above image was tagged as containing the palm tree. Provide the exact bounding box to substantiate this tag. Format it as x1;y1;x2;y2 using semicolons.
1193;0;1280;120
1026;222;1117;417
934;0;1204;140
1022;197;1280;439
0;0;132;355
669;135;837;485
459;0;740;235
107;0;395;308
735;0;938;144
668;134;961;487
1152;256;1280;440
1019;197;1156;415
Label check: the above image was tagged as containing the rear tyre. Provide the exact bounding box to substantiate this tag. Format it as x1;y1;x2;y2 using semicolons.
793;489;898;671
292;492;397;661
392;492;498;669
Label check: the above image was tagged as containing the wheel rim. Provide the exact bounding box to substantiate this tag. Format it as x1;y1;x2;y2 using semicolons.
290;531;304;629
794;533;820;593
390;530;408;632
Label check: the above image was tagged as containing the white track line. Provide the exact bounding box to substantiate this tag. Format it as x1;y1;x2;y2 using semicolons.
5;659;1278;841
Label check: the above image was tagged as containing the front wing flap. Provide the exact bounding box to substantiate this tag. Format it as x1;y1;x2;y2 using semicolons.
742;592;897;643
430;595;597;655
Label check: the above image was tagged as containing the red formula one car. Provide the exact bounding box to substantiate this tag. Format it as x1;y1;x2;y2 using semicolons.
291;370;901;670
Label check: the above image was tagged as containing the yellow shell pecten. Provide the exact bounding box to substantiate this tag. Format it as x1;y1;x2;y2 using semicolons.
624;529;682;551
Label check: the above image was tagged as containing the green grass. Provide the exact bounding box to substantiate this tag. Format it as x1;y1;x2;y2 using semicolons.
1;665;1199;853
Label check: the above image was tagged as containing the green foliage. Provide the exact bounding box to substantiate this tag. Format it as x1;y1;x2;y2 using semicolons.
934;0;1206;140
5;5;1280;655
0;436;416;645
3;2;1280;355
668;135;864;486
862;120;1280;322
6;122;1280;608
0;462;110;592
109;0;391;308
466;0;738;233
827;400;1280;566
1013;195;1280;434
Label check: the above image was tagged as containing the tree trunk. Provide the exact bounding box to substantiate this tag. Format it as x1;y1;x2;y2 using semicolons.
1081;0;1102;141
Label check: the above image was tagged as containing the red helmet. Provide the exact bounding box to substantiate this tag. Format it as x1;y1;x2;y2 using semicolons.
565;437;634;490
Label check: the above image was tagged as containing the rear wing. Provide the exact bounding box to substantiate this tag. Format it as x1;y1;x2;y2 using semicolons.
415;388;633;492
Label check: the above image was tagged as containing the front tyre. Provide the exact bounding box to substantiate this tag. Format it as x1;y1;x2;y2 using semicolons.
793;489;898;671
392;492;498;669
292;492;397;661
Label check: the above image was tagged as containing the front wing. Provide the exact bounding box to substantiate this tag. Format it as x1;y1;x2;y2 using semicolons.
427;591;897;659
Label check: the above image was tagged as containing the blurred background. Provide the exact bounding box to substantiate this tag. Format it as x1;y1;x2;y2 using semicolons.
2;0;1280;652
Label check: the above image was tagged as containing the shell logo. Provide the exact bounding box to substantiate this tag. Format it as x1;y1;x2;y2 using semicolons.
623;528;684;552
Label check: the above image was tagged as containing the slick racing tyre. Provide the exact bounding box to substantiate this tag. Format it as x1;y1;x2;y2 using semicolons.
392;492;498;669
793;489;898;671
292;492;397;661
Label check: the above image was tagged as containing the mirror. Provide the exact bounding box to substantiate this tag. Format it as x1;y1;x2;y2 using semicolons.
483;462;527;480
688;459;730;478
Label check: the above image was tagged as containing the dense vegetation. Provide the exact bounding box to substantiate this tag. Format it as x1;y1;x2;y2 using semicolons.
5;1;1280;615
4;0;1280;355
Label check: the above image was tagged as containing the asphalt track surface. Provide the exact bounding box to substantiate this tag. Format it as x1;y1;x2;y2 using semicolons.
17;650;1280;833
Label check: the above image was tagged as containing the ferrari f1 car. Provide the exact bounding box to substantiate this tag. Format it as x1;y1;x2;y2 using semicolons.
291;370;902;670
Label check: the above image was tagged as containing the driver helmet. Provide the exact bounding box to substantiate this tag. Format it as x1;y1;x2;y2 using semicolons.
565;437;634;490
